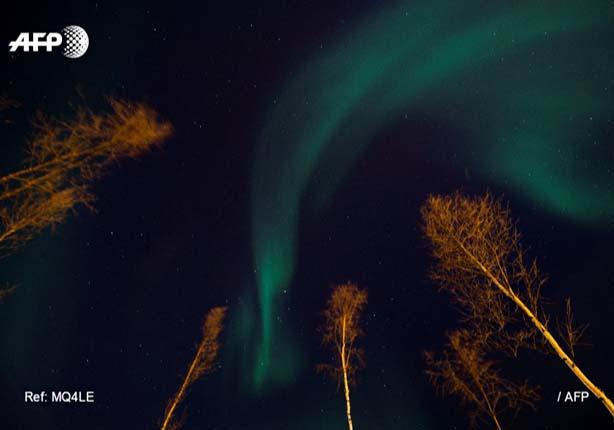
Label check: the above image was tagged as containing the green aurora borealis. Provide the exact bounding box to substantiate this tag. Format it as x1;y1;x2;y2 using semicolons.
246;0;614;391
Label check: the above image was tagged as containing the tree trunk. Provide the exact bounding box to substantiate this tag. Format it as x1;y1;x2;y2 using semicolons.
341;317;354;430
467;249;614;418
507;289;614;417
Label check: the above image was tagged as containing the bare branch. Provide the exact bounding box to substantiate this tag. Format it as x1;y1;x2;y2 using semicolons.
557;298;589;358
421;192;614;419
0;99;172;257
426;329;539;430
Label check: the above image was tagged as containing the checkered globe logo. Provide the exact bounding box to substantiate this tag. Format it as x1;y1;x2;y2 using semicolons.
61;25;89;58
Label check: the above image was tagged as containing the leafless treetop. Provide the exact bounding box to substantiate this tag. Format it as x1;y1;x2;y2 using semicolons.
160;306;227;430
0;99;172;256
320;282;368;386
426;329;539;429
421;193;548;356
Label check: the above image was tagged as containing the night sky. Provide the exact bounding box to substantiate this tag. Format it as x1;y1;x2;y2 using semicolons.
1;1;614;429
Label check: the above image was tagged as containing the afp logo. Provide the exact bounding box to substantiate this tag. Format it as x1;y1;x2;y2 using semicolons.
9;26;89;59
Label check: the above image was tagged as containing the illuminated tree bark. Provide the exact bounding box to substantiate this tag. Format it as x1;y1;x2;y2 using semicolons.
320;283;367;430
421;193;614;418
160;306;227;430
341;316;353;430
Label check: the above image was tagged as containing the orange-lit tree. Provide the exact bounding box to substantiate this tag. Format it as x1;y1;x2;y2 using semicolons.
425;329;539;429
160;306;227;430
0;99;171;299
320;283;367;430
0;99;172;254
421;192;614;418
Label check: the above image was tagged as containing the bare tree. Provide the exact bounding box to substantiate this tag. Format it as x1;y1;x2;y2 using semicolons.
425;329;539;429
421;192;614;417
319;283;367;430
0;98;171;301
0;98;172;256
160;306;227;430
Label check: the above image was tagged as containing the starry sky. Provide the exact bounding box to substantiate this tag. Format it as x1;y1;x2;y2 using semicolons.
1;1;614;429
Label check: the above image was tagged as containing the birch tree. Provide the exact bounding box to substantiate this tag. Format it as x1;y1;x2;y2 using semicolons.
320;283;367;430
421;192;614;418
